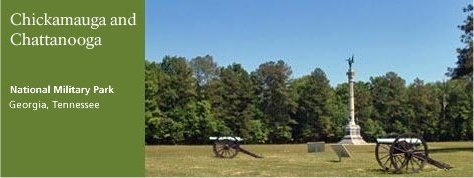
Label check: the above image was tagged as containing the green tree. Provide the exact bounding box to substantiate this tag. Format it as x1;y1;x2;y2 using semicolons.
293;68;337;142
190;55;220;99
145;56;199;144
144;61;185;144
180;101;223;144
146;114;185;144
445;5;473;139
252;60;296;143
406;78;441;140
158;56;197;111
370;72;409;134
209;64;267;143
290;75;310;142
145;61;161;144
331;85;348;141
442;79;473;140
448;4;473;80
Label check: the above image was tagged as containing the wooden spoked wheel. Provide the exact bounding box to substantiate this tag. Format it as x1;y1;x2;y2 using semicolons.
389;133;428;173
375;142;397;172
375;133;399;172
212;138;240;158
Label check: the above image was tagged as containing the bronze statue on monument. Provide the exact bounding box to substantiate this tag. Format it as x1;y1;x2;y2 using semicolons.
347;55;354;70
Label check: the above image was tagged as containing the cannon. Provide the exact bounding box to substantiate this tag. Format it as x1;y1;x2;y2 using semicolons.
209;136;263;159
375;133;453;173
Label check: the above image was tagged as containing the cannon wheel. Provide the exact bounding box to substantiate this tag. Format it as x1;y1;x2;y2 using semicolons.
375;133;399;171
212;138;240;158
375;142;397;171
389;133;428;173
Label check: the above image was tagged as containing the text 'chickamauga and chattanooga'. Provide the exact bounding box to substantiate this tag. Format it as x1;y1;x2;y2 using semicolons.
9;12;137;49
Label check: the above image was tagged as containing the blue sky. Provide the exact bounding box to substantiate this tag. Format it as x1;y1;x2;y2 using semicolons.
146;0;470;86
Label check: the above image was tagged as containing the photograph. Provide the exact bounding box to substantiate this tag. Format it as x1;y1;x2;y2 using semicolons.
144;0;473;177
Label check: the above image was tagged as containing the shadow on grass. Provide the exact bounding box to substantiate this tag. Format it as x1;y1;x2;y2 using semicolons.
429;147;473;153
365;168;424;176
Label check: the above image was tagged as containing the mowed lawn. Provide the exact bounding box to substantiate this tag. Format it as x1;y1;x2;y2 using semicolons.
146;141;472;177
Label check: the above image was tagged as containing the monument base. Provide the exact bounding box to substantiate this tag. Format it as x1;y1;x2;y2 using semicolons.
338;124;368;145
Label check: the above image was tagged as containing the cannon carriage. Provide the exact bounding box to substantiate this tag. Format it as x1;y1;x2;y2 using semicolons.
375;133;452;173
209;136;263;159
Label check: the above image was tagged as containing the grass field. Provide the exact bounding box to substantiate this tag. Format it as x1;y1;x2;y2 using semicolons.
146;141;472;177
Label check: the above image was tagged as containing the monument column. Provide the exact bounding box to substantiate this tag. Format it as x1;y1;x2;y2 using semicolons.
338;55;368;145
348;69;356;125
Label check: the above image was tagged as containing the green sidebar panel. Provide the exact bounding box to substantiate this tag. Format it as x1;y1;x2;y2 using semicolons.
1;0;144;176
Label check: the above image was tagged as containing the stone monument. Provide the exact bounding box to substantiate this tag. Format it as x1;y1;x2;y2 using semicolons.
338;55;368;145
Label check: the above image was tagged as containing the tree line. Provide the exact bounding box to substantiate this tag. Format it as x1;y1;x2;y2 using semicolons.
145;4;473;145
145;56;472;144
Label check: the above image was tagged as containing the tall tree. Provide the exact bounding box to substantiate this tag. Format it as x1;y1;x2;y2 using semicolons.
145;61;185;144
293;68;337;142
145;61;161;122
442;79;473;140
158;56;197;111
190;55;219;99
145;62;160;143
252;60;296;143
209;64;267;143
290;75;310;142
406;78;440;140
370;72;409;134
447;4;473;80
331;85;348;140
146;56;198;144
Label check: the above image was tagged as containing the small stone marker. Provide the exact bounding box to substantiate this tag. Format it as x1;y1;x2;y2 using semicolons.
307;142;325;153
331;144;351;162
